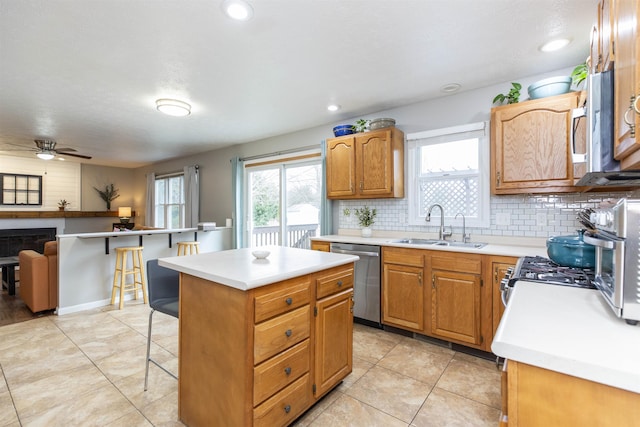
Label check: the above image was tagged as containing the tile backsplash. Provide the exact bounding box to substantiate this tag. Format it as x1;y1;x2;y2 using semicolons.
337;191;640;238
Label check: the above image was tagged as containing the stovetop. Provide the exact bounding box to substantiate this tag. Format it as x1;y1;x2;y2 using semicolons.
509;256;597;289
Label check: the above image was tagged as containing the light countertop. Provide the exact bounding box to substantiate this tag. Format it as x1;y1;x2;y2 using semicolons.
59;227;229;239
492;280;640;393
158;245;358;291
312;234;547;258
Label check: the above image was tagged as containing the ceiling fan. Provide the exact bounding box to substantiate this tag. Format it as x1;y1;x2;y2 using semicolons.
1;139;92;160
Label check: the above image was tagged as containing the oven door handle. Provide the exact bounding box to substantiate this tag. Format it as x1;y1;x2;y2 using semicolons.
583;234;617;249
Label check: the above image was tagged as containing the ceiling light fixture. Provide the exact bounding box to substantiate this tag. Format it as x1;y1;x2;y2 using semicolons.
36;151;55;160
156;99;191;117
327;104;341;112
440;83;461;93
221;0;254;21
539;38;571;52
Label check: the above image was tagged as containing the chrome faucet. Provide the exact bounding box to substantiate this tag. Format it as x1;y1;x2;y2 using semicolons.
426;204;452;240
455;212;470;243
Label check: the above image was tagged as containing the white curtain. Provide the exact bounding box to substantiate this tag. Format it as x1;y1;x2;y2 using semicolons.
184;165;199;228
145;172;155;226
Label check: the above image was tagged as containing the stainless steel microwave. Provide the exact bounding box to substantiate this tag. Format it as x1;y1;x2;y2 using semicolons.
575;70;640;186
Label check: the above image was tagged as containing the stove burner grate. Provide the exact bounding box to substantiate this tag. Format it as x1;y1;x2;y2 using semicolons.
510;256;596;289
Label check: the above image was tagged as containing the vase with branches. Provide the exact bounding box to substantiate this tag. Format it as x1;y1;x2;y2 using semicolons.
93;184;120;210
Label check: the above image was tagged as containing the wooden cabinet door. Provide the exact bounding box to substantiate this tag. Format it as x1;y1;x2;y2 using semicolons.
355;130;393;197
326;136;356;198
491;92;584;194
430;269;481;346
613;0;640;167
314;288;353;397
601;0;614;71
382;263;424;331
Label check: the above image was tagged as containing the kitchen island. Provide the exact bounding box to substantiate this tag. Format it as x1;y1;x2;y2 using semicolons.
492;281;640;426
159;246;358;427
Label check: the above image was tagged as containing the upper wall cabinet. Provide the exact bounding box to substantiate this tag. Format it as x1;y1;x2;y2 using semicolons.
490;91;587;194
611;0;640;168
326;127;404;199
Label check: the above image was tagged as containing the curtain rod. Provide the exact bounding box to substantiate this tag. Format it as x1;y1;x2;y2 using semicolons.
239;144;320;162
155;164;199;179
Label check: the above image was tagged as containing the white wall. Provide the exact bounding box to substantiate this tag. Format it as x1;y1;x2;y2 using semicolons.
133;66;607;236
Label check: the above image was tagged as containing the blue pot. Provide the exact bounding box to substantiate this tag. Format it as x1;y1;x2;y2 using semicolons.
333;124;354;137
546;231;595;268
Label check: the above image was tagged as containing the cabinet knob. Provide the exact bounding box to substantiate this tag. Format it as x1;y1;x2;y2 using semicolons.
336;280;343;287
285;329;292;337
285;297;293;305
284;404;291;414
284;366;292;375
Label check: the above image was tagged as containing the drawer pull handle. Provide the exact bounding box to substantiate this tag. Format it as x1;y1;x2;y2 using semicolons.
337;280;343;287
285;297;293;305
284;366;292;375
284;404;291;414
285;329;292;337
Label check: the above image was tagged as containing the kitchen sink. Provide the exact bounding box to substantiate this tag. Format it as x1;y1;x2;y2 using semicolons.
389;238;487;249
389;238;439;245
432;241;487;249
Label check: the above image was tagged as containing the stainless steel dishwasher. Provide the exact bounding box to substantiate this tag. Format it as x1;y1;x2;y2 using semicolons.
330;242;381;328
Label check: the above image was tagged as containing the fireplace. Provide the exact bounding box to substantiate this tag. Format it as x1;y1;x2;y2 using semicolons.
0;228;56;257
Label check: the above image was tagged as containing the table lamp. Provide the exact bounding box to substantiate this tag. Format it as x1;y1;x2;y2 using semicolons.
118;207;132;224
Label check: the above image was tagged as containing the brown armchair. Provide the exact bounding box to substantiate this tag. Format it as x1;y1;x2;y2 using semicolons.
18;241;58;313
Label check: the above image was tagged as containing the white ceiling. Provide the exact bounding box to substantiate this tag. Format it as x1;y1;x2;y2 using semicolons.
0;0;595;168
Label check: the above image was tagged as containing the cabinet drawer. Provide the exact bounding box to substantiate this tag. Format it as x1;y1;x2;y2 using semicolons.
254;278;311;323
383;247;424;267
254;339;310;406
431;253;481;274
316;266;353;299
254;306;310;364
253;373;311;427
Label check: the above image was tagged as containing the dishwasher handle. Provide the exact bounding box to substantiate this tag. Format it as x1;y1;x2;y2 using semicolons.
330;248;380;257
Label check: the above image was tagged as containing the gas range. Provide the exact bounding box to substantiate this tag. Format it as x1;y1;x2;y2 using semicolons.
500;256;596;306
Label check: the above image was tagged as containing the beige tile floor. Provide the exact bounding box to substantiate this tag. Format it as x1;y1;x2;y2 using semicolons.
0;301;501;426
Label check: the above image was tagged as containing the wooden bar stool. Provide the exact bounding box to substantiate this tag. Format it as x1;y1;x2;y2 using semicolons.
111;246;148;309
177;241;200;256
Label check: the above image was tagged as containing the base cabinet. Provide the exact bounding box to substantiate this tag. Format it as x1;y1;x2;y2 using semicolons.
178;263;354;427
429;253;485;347
382;247;492;351
382;247;425;331
506;360;640;426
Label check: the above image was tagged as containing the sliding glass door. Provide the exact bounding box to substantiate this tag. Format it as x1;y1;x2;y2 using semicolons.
246;158;321;249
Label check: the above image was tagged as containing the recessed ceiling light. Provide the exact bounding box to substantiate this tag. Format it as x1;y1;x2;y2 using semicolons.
327;104;341;112
221;0;254;21
156;99;191;117
539;38;571;52
441;83;461;93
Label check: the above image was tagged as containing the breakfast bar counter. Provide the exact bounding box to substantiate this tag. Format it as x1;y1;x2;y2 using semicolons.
159;246;358;427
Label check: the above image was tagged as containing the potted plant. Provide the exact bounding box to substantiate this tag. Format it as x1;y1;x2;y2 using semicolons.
353;119;370;133
93;184;120;210
58;199;70;211
493;82;522;105
355;206;376;237
571;62;588;88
